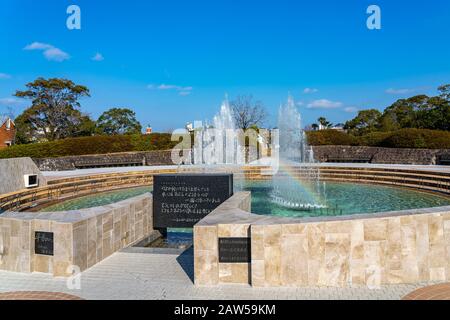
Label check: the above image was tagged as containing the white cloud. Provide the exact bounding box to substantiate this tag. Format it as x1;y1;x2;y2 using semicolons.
24;42;53;50
43;48;70;62
158;84;179;90
303;88;319;94
385;88;415;95
307;99;343;109
0;73;11;79
148;83;193;95
344;107;359;113
0;98;22;106
91;53;104;61
24;42;70;62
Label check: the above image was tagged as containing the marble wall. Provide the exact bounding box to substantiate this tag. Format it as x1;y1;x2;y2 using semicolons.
0;194;153;276
251;211;450;287
194;192;450;288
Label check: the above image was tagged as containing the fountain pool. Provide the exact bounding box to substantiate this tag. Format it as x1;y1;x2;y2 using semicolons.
40;180;450;217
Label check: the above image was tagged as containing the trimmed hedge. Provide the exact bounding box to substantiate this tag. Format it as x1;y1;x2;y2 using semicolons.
356;131;393;147
379;129;450;149
306;129;450;149
306;130;358;146
1;129;449;159
0;134;178;159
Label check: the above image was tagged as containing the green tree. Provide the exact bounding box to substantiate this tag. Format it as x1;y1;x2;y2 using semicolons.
14;78;91;142
380;92;449;131
438;84;450;101
318;117;332;129
344;109;382;135
96;107;142;135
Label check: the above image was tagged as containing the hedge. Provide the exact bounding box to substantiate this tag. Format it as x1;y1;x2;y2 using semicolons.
379;129;450;149
1;129;449;159
306;129;450;149
0;134;178;159
306;130;358;146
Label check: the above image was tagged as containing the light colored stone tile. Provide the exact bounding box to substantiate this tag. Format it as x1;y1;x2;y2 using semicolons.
318;233;350;287
264;245;281;286
194;250;218;286
280;234;308;286
364;219;388;241
194;226;217;251
251;260;265;287
263;225;281;247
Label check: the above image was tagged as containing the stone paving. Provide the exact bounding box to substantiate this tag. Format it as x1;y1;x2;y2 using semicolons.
0;250;437;300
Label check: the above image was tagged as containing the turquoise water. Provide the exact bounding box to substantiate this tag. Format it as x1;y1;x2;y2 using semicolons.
40;181;450;218
245;180;450;218
42;186;152;212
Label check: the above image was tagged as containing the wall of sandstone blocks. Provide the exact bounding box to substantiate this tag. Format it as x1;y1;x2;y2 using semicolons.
194;208;450;287
0;194;153;276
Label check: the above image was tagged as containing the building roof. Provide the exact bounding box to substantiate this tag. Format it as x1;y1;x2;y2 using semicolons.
0;117;15;128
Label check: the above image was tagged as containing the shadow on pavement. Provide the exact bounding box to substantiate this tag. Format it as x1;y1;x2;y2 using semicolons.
176;246;194;284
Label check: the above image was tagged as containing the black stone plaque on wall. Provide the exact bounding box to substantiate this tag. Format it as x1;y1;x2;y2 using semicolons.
153;174;233;229
219;238;251;263
35;232;54;256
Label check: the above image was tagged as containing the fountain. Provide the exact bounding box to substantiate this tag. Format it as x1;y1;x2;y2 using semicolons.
270;95;326;210
193;98;244;165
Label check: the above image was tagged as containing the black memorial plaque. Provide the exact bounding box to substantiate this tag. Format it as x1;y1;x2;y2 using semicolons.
153;174;233;229
35;231;54;256
219;238;251;263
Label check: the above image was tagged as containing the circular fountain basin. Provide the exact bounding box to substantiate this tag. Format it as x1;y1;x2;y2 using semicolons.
39;180;450;218
246;180;450;218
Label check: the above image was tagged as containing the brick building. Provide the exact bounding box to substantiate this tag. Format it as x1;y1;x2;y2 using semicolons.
0;117;16;149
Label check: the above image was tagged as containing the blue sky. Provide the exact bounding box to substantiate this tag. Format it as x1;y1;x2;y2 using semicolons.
1;0;449;131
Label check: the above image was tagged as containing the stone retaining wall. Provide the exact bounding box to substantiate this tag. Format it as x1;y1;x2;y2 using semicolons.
34;150;181;171
312;146;450;165
0;194;153;276
33;147;450;171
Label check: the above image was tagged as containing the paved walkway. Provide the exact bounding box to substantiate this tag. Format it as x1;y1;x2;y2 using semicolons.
0;250;436;300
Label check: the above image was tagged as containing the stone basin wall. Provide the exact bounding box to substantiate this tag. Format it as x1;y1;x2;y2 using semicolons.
0;194;153;276
250;209;450;287
194;192;450;288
